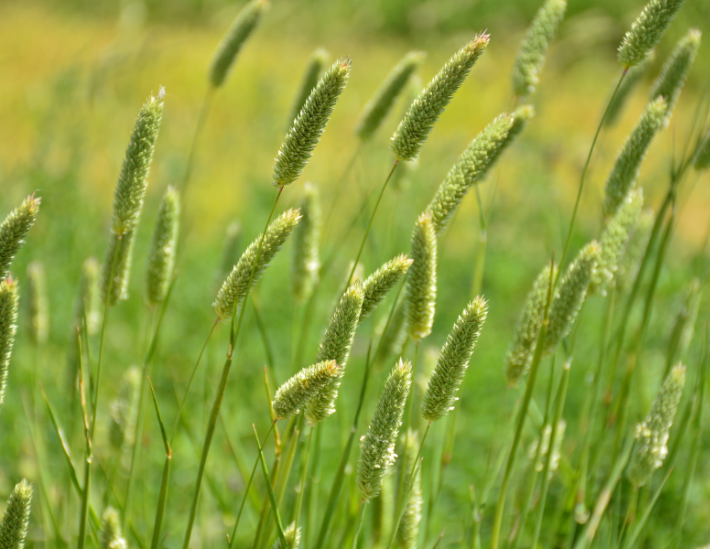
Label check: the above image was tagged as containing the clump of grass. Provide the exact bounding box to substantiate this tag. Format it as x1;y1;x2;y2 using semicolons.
291;183;321;304
0;479;32;549
391;34;490;161
26;261;48;345
272;360;341;420
145;186;180;307
360;254;413;320
0;195;41;280
0;276;19;407
406;212;437;342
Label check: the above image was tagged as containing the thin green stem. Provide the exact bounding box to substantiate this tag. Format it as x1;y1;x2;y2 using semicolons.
179;88;214;194
351;500;367;549
254;423;288;548
292;427;314;549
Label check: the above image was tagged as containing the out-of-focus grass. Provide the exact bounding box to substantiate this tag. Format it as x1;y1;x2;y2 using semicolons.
0;0;709;547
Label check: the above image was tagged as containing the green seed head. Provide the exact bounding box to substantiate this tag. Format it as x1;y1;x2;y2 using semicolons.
627;363;685;487
209;0;268;88
527;420;566;478
406;212;437;341
618;0;686;68
26;261;49;345
109;366;141;452
603;97;666;218
422;297;487;422
395;430;423;549
287;48;330;130
146;186;180;307
356;51;425;141
291;183;321;303
650;29;701;125
667;279;702;366
0;479;32;549
273;58;351;187
271;522;301;549
505;263;557;386
511;0;567;98
73;257;101;336
695;129;710;171
545;242;599;354
99;507;127;549
590;188;643;295
391;34;489;161
360;254;413;320
0;276;19;408
100;230;137;306
214;209;301;320
615;208;653;294
305;283;364;424
111;90;164;236
605;53;655;127
357;358;412;500
0;195;41;280
272;360;341;420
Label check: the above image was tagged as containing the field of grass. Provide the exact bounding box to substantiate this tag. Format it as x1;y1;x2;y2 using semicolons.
1;0;709;548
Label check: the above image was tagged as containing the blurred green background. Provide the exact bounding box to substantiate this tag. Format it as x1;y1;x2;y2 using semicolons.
1;0;709;547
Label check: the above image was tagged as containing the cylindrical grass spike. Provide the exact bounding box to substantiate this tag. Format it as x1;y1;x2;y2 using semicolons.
356;51;425;141
427;107;533;235
146;186;180;307
110;90;164;236
590;188;643;295
26;261;48;345
273;58;351;187
618;0;687;68
406;212;437;341
528;420;566;478
511;0;567;98
374;301;407;368
395;430;422;549
0;195;41;280
214;209;301;320
100;230;137;306
422;297;487;422
357;358;412;500
360;254;413;320
271;522;301;549
291;183;321;303
109;366;141;453
0;276;19;408
545;242;599;354
603;97;666;218
272;360;341;420
99;507;127;549
305;283;364;424
627;363;685;487
391;34;490;161
616;209;653;294
667;280;701;368
650;29;701;124
695;129;710;171
505;264;557;386
287;49;329;129
605;54;655;127
209;0;268;88
73;257;101;336
0;479;32;549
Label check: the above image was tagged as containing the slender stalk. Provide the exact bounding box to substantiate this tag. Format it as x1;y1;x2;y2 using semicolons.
253;423;288;548
322;142;364;233
77;362;93;549
351;500;367;549
179;88;214;194
292;428;314;548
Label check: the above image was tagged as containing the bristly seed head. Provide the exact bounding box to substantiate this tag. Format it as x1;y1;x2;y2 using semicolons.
109;366;141;452
291;183;321;304
272;360;341;421
0;194;41;280
0;276;20;408
360;254;413;321
0;479;32;549
395;430;423;548
406;212;437;341
99;507;127;549
146;186;180;307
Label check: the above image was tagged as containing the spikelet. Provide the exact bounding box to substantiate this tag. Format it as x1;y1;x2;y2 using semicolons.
395;430;423;549
618;0;686;68
650;29;701;124
605;54;655;127
73;257;101;336
421;297;487;422
214;209;301;320
360;254;413;320
590;188;643;295
545;242;599;354
616;209;653;294
0;479;32;549
527;420;566;478
287;49;329;129
373;301;407;367
110;90;164;236
695;129;710;170
99;507;127;549
145;187;180;307
391;34;490;161
427;107;533;235
100;230;137;306
511;0;567;98
406;212;437;341
272;360;341;420
603;97;666;218
109;366;141;452
0;195;41;279
0;277;19;408
627;363;685;487
291;183;321;303
273;58;351;186
26;261;48;345
271;522;301;549
505;264;556;386
209;0;268;88
216;221;242;287
357;359;412;500
304;283;364;424
356;51;425;141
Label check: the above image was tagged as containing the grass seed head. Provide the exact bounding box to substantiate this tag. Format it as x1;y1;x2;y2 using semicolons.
291;183;321;303
100;230;137;306
26;261;48;345
73;257;101;336
395;430;423;549
0;479;32;549
0;276;19;408
146;186;180;307
391;34;489;161
406;212;437;341
99;507;127;549
272;360;341;420
0;195;41;280
615;208;653;294
271;522;301;549
618;0;686;68
109;366;141;452
360;254;413;320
